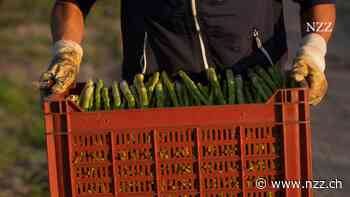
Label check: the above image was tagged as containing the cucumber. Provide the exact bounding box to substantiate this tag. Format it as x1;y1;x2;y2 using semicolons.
208;88;214;105
182;84;190;106
178;70;209;105
161;71;179;107
197;82;211;105
192;92;201;106
243;82;254;104
272;64;284;87
120;80;136;109
248;84;258;103
79;80;94;111
216;70;222;83
111;81;121;109
145;72;160;97
197;82;209;98
134;74;149;108
235;75;245;104
155;81;165;108
267;66;281;88
226;69;236;104
102;87;111;111
202;86;209;97
255;74;273;97
89;89;94;111
163;84;171;107
222;79;228;102
248;70;269;101
254;66;278;91
207;68;225;105
94;79;104;111
252;86;264;103
149;93;156;108
145;72;160;100
120;98;126;109
175;81;184;106
257;94;264;103
130;85;139;108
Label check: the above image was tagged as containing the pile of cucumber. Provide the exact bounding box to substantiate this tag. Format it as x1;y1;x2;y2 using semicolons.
71;65;299;111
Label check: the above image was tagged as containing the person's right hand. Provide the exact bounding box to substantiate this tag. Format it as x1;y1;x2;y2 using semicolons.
40;40;83;95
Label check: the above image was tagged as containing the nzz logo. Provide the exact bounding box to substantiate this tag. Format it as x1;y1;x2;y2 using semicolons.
306;22;333;33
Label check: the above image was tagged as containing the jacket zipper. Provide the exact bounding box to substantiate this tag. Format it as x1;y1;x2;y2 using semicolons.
253;28;274;66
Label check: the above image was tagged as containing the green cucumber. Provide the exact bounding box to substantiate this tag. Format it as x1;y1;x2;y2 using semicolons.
120;80;136;109
94;79;104;111
226;69;236;104
79;80;94;111
178;70;209;105
111;81;121;109
155;81;165;108
207;68;225;105
254;66;278;91
235;75;245;104
145;72;160;100
243;82;254;104
175;81;184;106
161;71;179;107
134;74;149;108
102;87;111;110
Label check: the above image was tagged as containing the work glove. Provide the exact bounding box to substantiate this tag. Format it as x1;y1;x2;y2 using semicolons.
39;40;83;94
291;33;328;106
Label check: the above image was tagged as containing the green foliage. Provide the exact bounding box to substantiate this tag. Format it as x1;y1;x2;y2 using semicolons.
0;0;122;67
0;77;47;196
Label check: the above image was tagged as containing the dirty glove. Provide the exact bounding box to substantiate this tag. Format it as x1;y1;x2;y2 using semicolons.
291;33;328;106
40;40;83;94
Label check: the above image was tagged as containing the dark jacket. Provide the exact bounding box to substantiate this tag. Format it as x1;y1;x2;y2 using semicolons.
123;0;287;78
59;0;336;81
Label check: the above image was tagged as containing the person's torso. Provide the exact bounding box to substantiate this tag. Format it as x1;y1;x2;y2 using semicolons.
121;0;287;80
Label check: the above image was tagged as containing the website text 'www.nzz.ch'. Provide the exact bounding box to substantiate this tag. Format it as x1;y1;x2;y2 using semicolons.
255;177;343;190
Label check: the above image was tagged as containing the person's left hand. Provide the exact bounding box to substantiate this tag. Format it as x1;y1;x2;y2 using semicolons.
290;33;328;106
291;55;328;105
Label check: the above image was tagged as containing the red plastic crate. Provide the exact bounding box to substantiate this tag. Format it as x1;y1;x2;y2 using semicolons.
43;85;313;197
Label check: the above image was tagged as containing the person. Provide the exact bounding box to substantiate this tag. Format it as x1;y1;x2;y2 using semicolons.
40;0;336;105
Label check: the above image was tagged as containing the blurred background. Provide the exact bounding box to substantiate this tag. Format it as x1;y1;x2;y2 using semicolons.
0;0;348;196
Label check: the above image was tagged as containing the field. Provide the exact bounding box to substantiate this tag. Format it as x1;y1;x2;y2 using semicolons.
0;0;349;196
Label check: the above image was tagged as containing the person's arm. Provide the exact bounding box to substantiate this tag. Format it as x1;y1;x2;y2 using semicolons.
52;0;95;42
39;0;96;94
291;1;336;106
52;2;84;43
300;4;336;42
